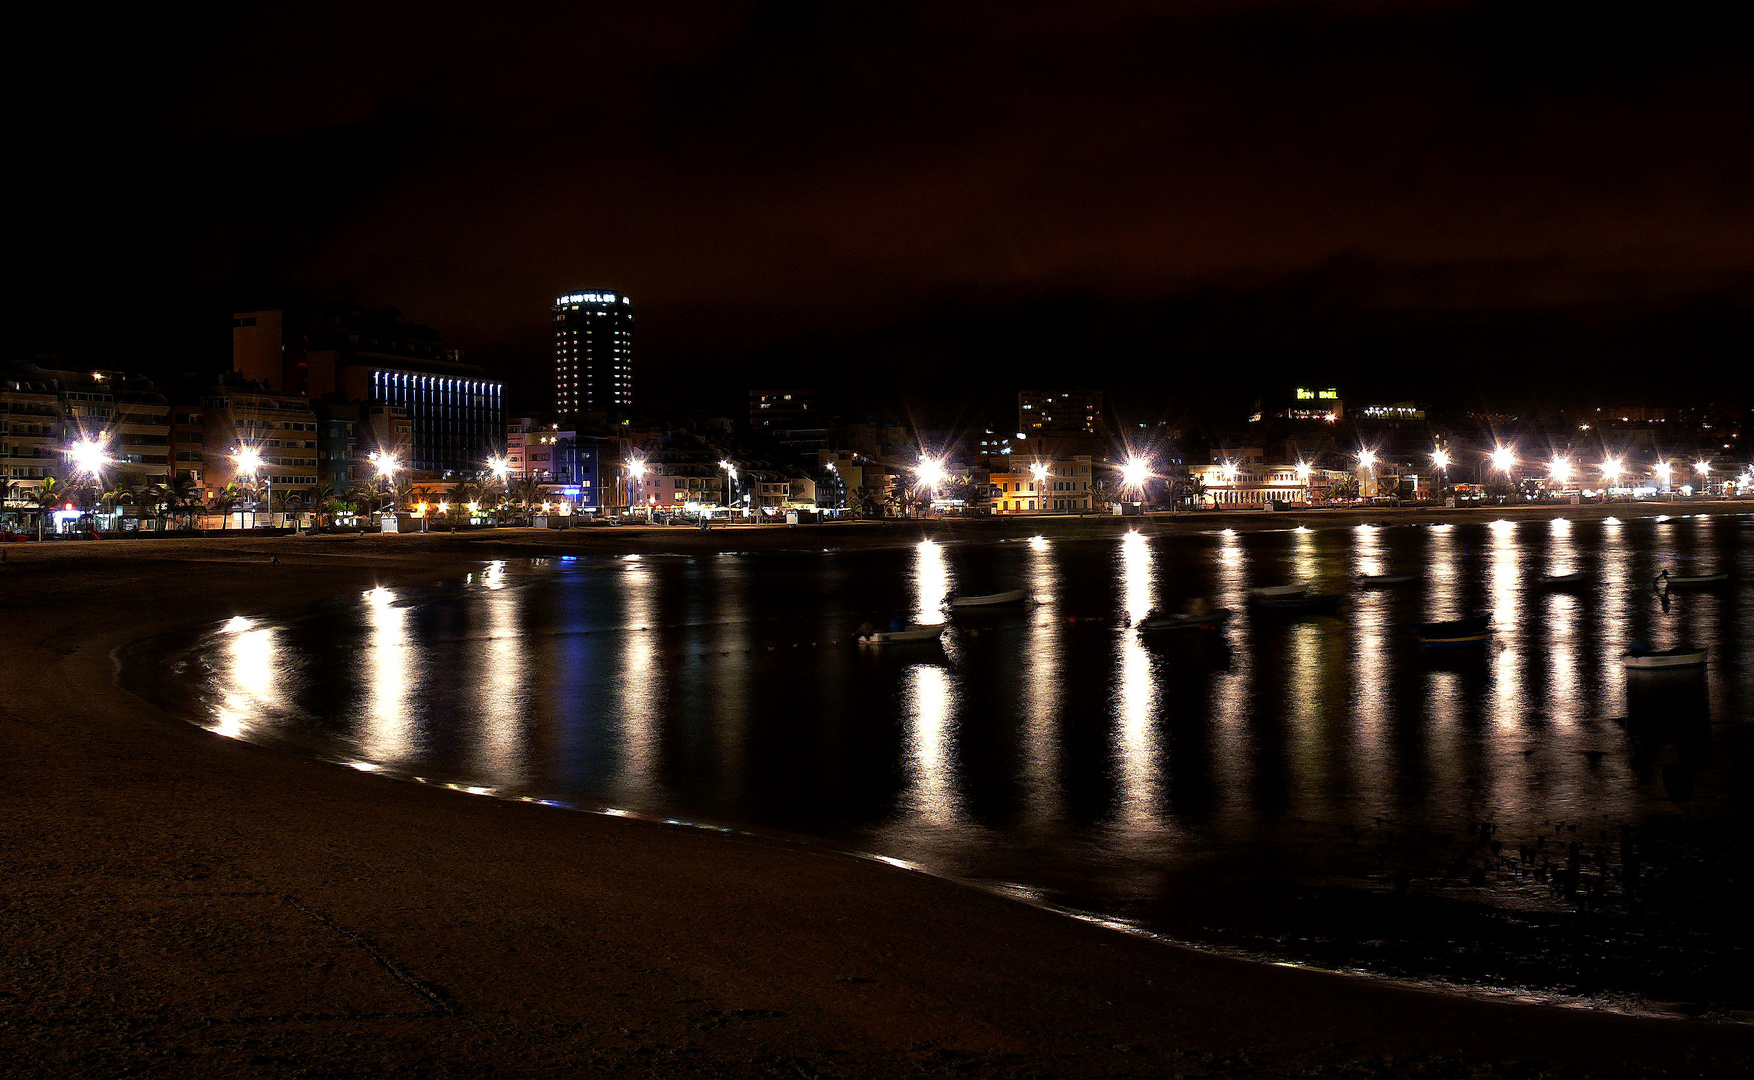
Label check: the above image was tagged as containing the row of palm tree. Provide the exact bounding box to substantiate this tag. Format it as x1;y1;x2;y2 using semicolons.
5;470;573;532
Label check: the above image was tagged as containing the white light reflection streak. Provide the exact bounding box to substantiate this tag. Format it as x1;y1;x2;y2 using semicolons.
914;540;951;625
898;663;962;828
1020;536;1063;827
1484;521;1524;733
359;587;413;764
1209;528;1251;829
474;566;526;788
614;564;661;807
1114;532;1161;830
1597;515;1629;719
213;619;284;740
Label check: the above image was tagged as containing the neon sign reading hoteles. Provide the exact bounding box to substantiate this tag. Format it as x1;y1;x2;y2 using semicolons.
555;292;630;305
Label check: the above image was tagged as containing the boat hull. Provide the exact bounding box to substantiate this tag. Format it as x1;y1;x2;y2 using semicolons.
1360;573;1417;587
859;625;946;645
1415;616;1491;648
1664;574;1728;589
951;589;1028;608
1137;609;1234;633
1624;650;1707;670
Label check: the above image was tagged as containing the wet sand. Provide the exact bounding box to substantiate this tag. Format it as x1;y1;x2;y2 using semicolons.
2;534;1752;1077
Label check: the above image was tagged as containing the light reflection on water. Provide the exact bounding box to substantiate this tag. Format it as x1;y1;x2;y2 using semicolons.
157;516;1754;1008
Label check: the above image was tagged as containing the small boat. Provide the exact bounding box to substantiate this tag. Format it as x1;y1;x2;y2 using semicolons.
1659;571;1729;589
950;588;1028;609
1360;571;1418;587
1415;614;1491;647
1136;608;1233;633
1251;592;1342;612
1538;571;1589;586
1249;584;1309;600
1623;644;1707;670
858;623;946;645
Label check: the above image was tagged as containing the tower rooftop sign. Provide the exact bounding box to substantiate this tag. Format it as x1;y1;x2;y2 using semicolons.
555;291;627;306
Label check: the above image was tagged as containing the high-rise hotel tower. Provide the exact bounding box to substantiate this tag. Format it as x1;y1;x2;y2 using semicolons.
553;290;634;417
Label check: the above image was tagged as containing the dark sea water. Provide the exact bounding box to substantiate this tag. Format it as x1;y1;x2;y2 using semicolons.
125;514;1754;1016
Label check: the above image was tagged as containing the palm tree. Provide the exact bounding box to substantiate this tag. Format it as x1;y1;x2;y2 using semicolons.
513;478;543;522
210;482;246;529
304;482;337;528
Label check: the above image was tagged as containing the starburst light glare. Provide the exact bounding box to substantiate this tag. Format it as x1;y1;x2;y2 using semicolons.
1358;449;1378;469
1121;456;1150;488
467;501;480;514
372;452;400;480
1695;460;1712;477
1549;457;1572;484
487;455;510;481
67;435;111;478
915;457;946;489
1601;457;1623;482
1492;446;1516;473
232;446;263;478
1654;461;1672;480
1431;449;1451;471
1295;461;1312;480
627;459;648;479
1220;461;1238;482
1029;461;1049;483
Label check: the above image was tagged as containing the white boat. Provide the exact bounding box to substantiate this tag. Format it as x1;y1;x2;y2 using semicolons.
1249;584;1309;599
1538;571;1588;586
1360;571;1418;587
858;623;946;645
950;588;1028;609
1659;571;1729;589
1623;645;1707;670
1136;608;1233;633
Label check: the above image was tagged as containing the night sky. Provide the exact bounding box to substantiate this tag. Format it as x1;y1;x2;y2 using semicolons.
13;1;1753;423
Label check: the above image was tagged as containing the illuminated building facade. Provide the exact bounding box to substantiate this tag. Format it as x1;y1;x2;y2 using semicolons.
232;306;502;479
1018;389;1106;436
553;290;634;417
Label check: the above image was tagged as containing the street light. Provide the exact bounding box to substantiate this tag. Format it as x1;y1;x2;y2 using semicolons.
1601;457;1623;484
487;455;510;483
1695;460;1713;496
1431;449;1450;471
66;434;111;533
720;458;739;518
1491;445;1516;473
1549;457;1572;487
1358;449;1378;469
1294;461;1312;506
1654;461;1672;493
627;458;648;520
370;451;400;518
233;445;265;528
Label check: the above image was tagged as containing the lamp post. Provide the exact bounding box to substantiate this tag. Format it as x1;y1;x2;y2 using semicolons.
913;456;946;518
1490;445;1516;504
1654;460;1672;495
1120;456;1149;511
1601;457;1623;502
1695;460;1712;497
1295;460;1312;507
1357;448;1378;501
370;450;400;523
627;459;648;521
719;459;739;523
1430;448;1450;505
233;446;264;529
487;455;510;524
1548;456;1573;499
1029;461;1049;514
67;434;111;534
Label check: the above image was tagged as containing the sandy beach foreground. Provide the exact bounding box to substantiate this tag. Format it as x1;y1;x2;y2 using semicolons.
3;517;1752;1078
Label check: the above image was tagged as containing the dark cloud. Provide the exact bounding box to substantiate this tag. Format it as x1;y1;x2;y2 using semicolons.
11;1;1753;416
